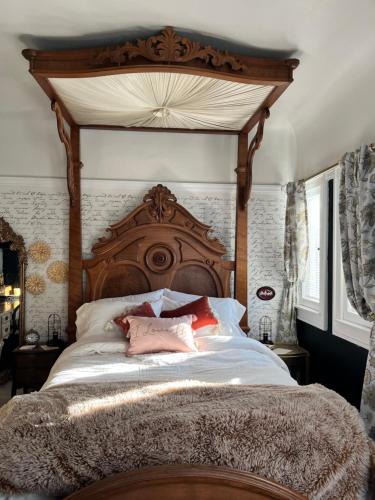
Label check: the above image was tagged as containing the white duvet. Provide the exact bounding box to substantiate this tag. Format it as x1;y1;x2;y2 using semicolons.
42;335;296;390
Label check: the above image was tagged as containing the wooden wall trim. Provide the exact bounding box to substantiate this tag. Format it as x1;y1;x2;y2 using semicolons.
67;126;82;343
235;133;249;332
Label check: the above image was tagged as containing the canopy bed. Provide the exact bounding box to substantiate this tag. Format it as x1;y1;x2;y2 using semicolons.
3;27;371;499
22;26;299;342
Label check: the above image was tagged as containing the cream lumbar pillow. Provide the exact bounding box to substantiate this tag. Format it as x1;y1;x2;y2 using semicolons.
126;315;197;356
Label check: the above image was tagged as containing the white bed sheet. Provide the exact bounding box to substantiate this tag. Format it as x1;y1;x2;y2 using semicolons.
42;335;297;390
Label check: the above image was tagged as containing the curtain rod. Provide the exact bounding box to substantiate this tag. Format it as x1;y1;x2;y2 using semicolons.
303;162;338;182
304;142;375;182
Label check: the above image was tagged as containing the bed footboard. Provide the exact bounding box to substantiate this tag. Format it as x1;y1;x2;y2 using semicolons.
65;465;306;500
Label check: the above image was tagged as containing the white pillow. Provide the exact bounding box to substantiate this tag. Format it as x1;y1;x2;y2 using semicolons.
162;293;246;338
163;290;246;325
76;290;165;340
216;321;246;338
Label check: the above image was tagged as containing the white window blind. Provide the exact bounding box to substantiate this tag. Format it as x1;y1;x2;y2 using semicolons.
302;186;321;302
297;173;328;331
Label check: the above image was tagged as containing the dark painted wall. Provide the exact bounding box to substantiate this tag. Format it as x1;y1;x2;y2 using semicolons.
297;320;367;409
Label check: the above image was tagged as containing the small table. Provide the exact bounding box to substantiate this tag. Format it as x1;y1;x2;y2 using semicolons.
268;344;310;385
11;345;62;396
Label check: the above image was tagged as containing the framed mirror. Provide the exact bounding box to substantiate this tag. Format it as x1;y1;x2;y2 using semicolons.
0;218;27;345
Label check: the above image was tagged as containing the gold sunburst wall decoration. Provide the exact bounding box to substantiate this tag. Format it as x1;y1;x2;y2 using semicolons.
28;241;52;264
26;274;46;295
47;261;68;284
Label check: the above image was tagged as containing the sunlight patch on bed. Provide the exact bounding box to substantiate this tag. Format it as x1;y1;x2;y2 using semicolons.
67;380;212;417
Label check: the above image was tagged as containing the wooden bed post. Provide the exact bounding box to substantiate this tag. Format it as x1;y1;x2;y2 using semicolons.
68;125;83;343
52;101;82;343
235;108;270;333
235;133;249;332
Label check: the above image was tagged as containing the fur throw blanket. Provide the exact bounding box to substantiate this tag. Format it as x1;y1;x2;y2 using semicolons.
0;381;373;499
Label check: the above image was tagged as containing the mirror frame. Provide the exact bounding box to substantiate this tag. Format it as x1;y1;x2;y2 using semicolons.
0;217;27;344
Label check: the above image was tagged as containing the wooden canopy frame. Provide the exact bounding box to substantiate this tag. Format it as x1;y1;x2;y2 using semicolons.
23;27;298;343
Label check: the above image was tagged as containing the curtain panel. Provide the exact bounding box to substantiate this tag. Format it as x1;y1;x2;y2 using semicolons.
276;181;308;345
339;144;375;437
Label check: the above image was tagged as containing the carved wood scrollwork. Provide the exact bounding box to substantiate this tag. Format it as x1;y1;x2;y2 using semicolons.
84;185;233;302
238;107;270;209
0;217;27;344
143;184;177;223
91;184;227;256
51;100;77;207
0;218;27;265
93;26;247;71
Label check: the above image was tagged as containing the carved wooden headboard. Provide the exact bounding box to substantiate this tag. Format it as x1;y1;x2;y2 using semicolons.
83;185;234;301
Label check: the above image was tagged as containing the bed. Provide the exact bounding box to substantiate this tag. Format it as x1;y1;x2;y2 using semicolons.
3;27;372;499
1;185;374;499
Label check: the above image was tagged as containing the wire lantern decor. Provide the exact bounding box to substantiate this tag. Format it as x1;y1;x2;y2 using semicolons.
259;315;273;344
47;313;62;346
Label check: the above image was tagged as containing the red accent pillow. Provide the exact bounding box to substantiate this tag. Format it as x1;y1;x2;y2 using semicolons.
114;302;156;335
160;296;218;330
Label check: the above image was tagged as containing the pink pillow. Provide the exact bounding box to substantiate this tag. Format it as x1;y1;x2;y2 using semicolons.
127;315;198;356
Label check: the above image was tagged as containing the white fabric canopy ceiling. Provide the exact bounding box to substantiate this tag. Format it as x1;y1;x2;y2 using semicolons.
49;73;274;130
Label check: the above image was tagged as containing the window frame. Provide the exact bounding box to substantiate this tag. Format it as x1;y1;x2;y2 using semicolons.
332;167;371;350
297;173;328;331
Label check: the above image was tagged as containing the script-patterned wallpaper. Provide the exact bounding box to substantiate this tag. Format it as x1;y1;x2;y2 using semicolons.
0;178;285;341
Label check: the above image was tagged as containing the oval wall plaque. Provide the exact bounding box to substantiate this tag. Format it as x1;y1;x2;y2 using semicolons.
256;286;275;301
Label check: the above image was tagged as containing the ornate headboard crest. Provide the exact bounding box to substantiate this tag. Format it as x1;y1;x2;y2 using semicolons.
92;184;226;255
85;184;233;301
143;184;177;223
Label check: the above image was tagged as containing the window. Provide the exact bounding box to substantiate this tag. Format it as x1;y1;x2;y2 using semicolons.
302;185;321;301
298;166;371;349
297;174;328;330
332;168;371;349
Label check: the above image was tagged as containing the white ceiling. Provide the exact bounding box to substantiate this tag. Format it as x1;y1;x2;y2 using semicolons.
1;0;375;181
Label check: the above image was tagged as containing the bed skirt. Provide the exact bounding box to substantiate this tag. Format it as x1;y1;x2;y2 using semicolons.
0;381;373;499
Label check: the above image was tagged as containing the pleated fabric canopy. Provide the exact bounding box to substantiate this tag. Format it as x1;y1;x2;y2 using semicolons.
49;72;275;130
23;27;298;133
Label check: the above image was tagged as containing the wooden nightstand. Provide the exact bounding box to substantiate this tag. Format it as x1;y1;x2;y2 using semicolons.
11;346;62;396
269;344;310;385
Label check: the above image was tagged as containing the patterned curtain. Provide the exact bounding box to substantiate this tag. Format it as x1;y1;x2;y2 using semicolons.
339;144;375;437
276;181;309;345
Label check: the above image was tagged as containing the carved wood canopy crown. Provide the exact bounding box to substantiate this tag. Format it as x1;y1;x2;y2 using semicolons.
93;26;248;71
0;217;27;264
